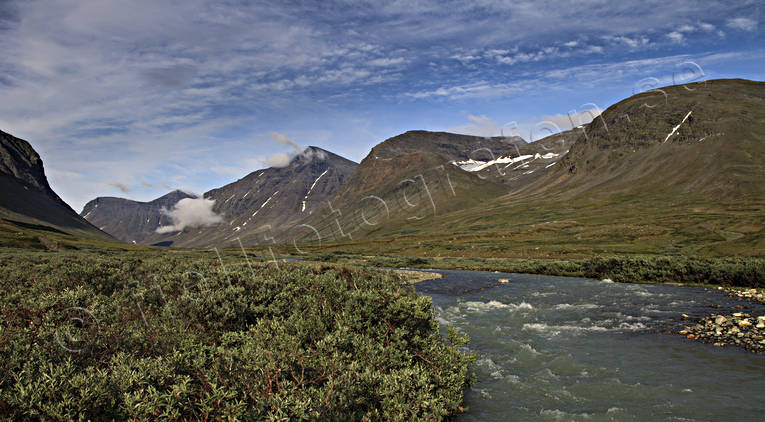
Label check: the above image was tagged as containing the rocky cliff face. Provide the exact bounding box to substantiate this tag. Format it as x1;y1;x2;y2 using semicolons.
0;130;49;191
0;129;112;239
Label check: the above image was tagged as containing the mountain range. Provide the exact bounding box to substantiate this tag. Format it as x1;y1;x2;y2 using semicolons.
1;78;762;257
324;78;765;258
80;146;358;247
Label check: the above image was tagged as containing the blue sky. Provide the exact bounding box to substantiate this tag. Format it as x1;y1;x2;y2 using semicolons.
0;0;762;211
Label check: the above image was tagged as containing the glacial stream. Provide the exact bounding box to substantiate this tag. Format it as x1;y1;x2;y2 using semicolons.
414;270;765;421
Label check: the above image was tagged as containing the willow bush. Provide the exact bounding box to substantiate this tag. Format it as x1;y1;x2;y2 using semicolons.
0;250;472;420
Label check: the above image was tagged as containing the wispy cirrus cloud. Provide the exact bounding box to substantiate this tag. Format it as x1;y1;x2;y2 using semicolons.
110;182;131;194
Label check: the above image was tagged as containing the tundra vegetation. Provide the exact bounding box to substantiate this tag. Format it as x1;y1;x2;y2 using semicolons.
0;249;473;420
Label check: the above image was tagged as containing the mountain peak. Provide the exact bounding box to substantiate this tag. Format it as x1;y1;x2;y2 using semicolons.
154;189;198;203
287;146;357;167
0;129;49;192
292;146;329;163
370;130;526;161
0;129;113;239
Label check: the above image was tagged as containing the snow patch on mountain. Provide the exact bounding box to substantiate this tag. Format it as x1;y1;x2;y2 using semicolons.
453;154;534;172
251;191;279;218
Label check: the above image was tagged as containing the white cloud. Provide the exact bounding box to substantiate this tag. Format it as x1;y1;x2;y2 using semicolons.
450;108;602;141
667;31;685;43
406;81;525;100
450;115;500;138
698;22;716;32
264;152;293;168
540;108;601;132
606;35;651;48
156;197;223;233
495;42;605;66
269;131;301;152
450;53;481;63
262;132;302;168
726;17;757;32
142;181;172;190
584;45;604;54
497;50;546;64
367;57;405;67
263;132;327;168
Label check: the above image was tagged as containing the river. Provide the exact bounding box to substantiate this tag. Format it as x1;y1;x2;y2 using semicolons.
414;269;765;421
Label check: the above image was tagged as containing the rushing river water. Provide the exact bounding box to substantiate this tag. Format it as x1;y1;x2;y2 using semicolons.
414;270;765;421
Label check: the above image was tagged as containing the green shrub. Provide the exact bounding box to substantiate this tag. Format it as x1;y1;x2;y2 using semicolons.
0;250;472;420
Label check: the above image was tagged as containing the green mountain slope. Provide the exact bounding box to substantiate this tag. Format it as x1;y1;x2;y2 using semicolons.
281;131;536;245
528;78;765;200
287;79;765;258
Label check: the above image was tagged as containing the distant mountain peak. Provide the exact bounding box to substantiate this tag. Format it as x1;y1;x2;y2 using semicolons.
80;189;199;243
155;189;198;202
82;145;358;246
290;146;328;164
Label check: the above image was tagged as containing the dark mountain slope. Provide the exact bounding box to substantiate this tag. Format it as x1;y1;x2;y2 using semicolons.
143;147;358;247
0;129;113;241
453;128;580;190
368;130;525;159
81;190;196;244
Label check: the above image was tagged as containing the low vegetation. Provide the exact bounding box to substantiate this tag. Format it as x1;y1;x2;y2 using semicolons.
309;252;765;288
0;249;473;420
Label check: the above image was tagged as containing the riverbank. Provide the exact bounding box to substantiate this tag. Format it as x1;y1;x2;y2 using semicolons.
676;287;765;353
305;253;765;288
388;268;443;283
306;252;765;353
723;287;765;304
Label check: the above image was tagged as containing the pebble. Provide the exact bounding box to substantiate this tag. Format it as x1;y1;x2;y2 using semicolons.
723;287;765;305
677;311;764;354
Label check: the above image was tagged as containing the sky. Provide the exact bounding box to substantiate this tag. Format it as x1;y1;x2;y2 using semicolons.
0;0;763;212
